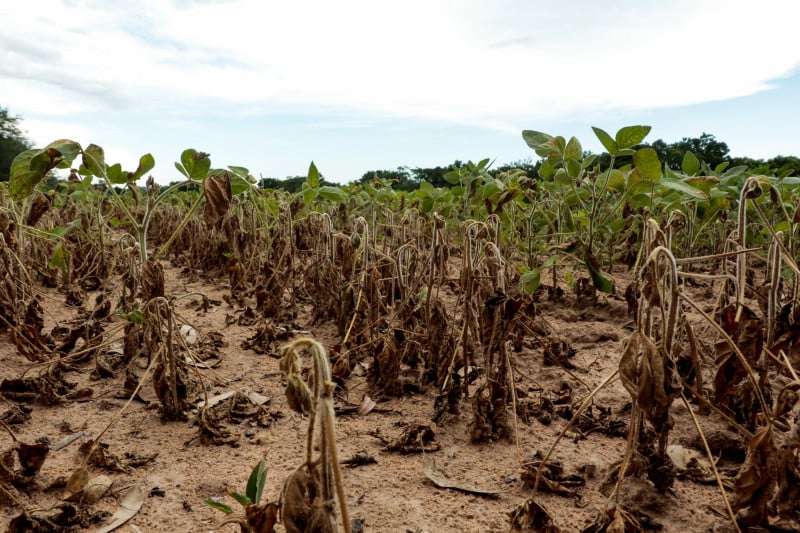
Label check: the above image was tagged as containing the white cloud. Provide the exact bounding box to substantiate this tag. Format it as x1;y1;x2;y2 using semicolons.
0;0;800;124
2;0;799;139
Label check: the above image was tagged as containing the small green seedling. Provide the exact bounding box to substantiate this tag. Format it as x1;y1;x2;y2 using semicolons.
203;459;277;533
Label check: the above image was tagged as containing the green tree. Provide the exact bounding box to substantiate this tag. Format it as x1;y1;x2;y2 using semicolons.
0;106;33;182
651;133;730;170
359;166;418;191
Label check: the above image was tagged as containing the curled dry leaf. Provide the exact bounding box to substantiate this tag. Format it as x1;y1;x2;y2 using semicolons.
140;259;165;300
508;499;561;533
732;426;777;527
422;456;502;496
203;172;232;228
64;466;89;500
386;424;440;454
64;467;111;504
356;394;376;416
179;324;198;346
96;484;144;533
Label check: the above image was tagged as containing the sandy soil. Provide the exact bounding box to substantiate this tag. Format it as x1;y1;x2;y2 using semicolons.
0;261;773;532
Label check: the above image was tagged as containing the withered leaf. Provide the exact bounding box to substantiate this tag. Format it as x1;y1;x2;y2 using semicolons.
422;456;501;496
203;172;232;228
386;424;440;453
245;501;279;533
280;466;314;533
732;426;777;527
509;499;561;533
95;484;144;533
17;442;48;477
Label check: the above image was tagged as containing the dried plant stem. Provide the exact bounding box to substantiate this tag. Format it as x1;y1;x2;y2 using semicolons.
678;290;771;423
0;482;22;507
0;419;17;442
680;392;741;533
503;340;521;465
646;246;679;354
673;247;761;264
751;197;800;278
85;346;158;465
282;338;350;533
680;380;752;438
766;233;782;348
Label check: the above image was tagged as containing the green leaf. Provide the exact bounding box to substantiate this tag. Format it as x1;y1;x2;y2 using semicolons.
202;499;233;514
127;153;155;182
307;161;320;188
592;126;618;155
714;161;730;173
108;216;130;228
230;175;250;195
229;492;252;506
420;196;434;213
228;165;249;176
615;125;651;149
179;149;210;181
10;141;81;201
581;154;597;169
107;163;124;184
418;181;436;197
375;187;397;203
598;169;625;190
541;255;558;269
681;151;701;176
554;168;571;186
566;158;582;179
659;178;708;200
174;162;189;179
565;136;582;161
318;185;347;203
518;269;541;295
684;176;719;194
539;160;555;180
115;309;145;323
443;170;461;185
633;148;662;181
521;130;552;150
245;459;267;504
48;139;82;163
585;251;614;293
48;242;68;271
42;219;80;238
535;136;563;159
82;144;106;177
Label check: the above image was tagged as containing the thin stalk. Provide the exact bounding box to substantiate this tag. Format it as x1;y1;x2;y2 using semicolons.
588;156;615;253
681;392;741;533
153;188;205;261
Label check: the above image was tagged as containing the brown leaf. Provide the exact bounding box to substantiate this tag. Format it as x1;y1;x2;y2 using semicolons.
25;193;52;227
732;426;777;527
140;259;165;300
203;172;232;228
64;466;89;500
509;499;561;532
422;456;502;496
386;424;440;453
95;484;144;533
245;501;279;533
356;394;376;416
17;442;48;477
280;466;314;533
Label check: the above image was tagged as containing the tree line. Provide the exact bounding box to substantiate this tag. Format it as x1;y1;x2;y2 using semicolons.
2;105;799;189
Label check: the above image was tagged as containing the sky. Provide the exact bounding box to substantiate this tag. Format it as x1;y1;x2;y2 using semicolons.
2;0;800;184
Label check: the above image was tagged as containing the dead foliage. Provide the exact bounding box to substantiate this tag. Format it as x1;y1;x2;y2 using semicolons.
508;499;561;533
